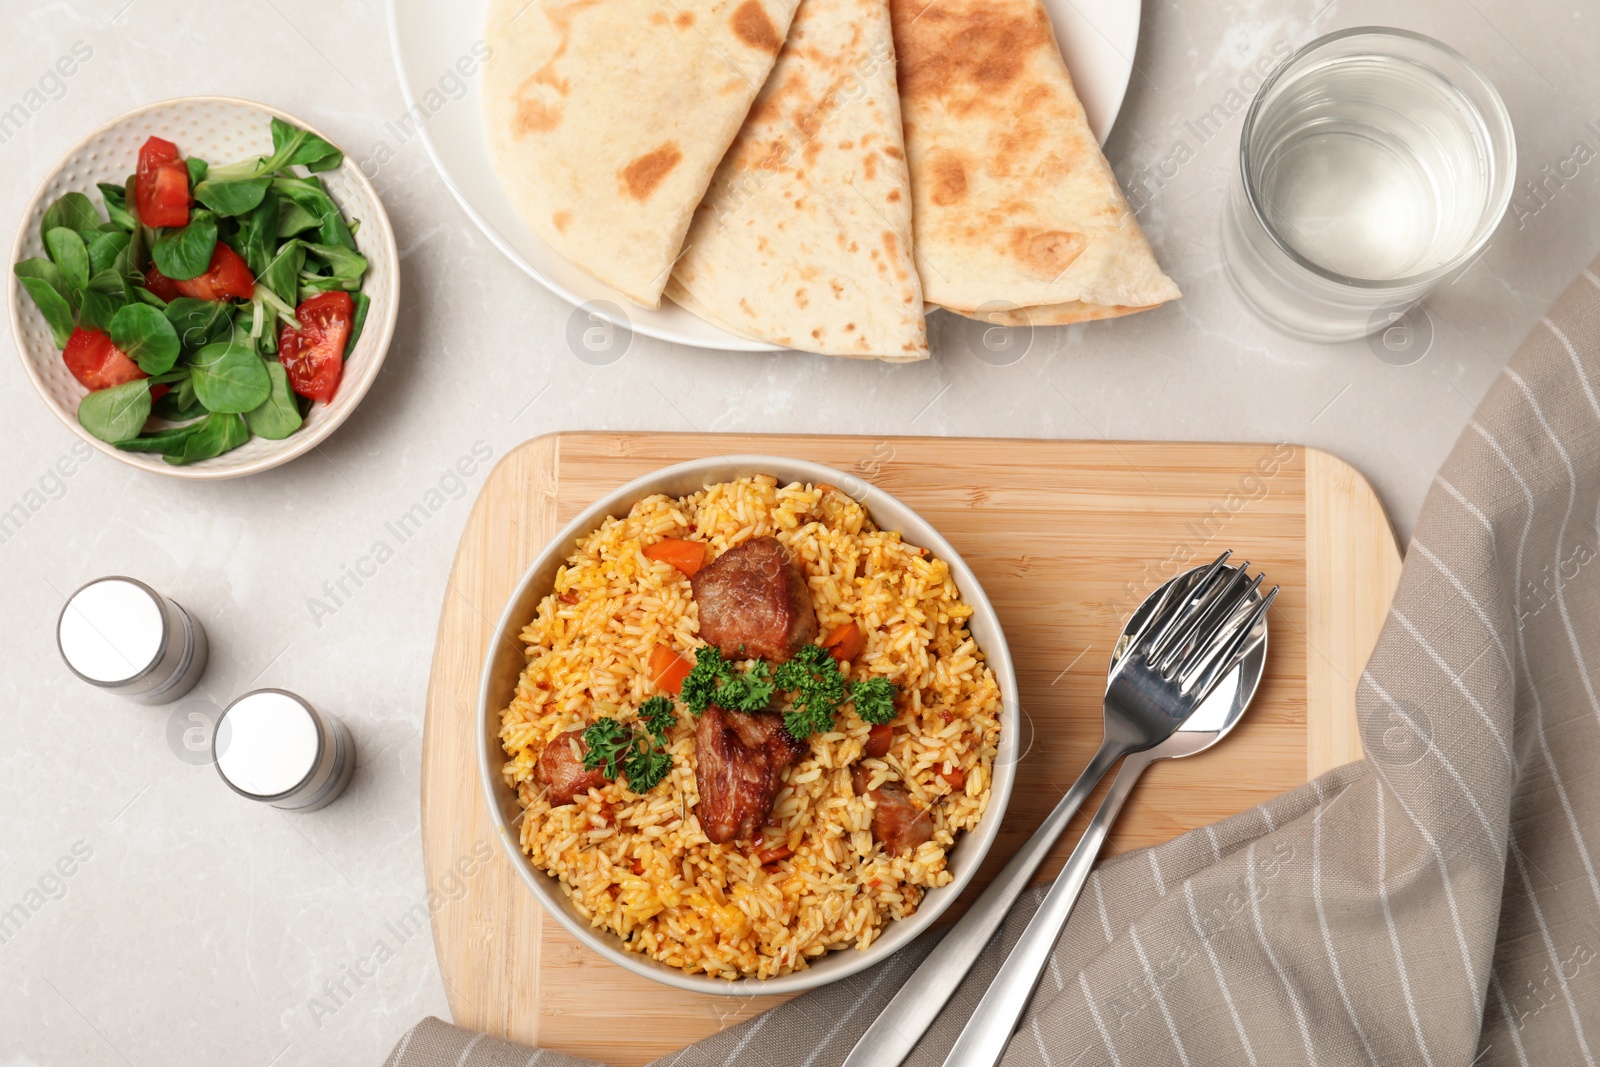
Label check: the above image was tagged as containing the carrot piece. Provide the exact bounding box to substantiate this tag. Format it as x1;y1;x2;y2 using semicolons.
643;537;707;578
864;723;893;758
756;844;793;866
821;621;866;663
649;643;693;695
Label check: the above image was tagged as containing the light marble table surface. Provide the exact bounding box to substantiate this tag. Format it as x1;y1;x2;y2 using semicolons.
2;1;1595;1065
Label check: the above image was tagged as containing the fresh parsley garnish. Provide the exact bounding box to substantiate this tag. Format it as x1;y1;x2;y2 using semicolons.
622;735;673;793
850;678;898;725
679;645;775;716
775;643;848;738
680;646;728;715
639;695;677;742
580;717;632;779
674;633;895;739
717;660;775;713
581;699;679;794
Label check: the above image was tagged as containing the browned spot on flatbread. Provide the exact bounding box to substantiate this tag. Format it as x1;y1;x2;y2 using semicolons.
675;10;694;26
863;152;878;181
892;0;1054;114
650;10;668;24
731;0;782;53
883;231;908;280
796;288;810;308
514;98;563;135
551;211;573;234
620;143;683;200
928;151;968;205
887;188;901;202
510;1;606;137
1011;229;1087;277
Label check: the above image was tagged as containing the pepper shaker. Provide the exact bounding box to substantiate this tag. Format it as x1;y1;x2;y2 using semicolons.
213;689;355;811
56;576;208;705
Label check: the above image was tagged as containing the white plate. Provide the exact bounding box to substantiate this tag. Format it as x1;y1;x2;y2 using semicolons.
387;0;1142;352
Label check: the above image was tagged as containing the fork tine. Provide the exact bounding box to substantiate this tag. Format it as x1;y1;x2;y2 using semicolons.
1184;571;1264;666
1200;587;1276;697
1184;585;1277;699
1135;551;1230;658
1144;553;1232;661
1152;563;1249;671
1176;584;1259;690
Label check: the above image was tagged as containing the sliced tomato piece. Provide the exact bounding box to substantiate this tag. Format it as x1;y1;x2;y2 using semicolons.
822;621;866;664
939;766;967;790
278;291;352;403
864;723;893;759
63;327;147;391
174;243;255;301
135;136;191;228
648;644;693;696
143;265;182;302
643;537;707;578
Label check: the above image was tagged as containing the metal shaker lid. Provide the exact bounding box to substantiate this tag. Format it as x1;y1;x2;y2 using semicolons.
214;689;323;799
58;577;168;685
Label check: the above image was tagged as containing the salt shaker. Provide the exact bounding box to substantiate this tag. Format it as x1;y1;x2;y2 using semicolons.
56;576;208;705
213;689;355;811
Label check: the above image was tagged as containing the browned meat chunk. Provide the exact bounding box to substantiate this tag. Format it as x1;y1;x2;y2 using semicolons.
690;536;818;663
536;728;608;806
695;705;807;843
853;766;936;855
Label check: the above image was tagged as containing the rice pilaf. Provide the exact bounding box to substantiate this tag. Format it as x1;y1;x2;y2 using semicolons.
498;475;1003;979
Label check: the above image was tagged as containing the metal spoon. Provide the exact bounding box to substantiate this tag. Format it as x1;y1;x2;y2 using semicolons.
939;569;1274;1067
840;554;1266;1067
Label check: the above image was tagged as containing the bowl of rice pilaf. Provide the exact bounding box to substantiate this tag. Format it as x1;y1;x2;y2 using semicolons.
477;455;1019;994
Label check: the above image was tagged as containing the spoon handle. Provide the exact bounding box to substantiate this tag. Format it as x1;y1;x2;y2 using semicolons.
839;737;1124;1067
941;751;1156;1067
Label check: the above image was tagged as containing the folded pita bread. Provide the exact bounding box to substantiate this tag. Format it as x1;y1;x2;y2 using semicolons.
666;0;927;360
484;0;802;309
889;0;1180;323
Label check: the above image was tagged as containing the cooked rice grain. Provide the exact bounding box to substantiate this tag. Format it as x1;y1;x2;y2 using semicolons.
499;476;1002;978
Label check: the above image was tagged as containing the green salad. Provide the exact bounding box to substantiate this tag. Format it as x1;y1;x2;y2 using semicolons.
15;118;370;465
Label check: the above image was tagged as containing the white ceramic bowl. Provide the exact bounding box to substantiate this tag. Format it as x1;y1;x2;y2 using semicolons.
9;97;399;480
476;455;1021;995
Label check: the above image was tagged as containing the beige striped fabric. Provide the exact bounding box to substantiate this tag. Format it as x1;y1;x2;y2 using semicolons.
387;257;1600;1067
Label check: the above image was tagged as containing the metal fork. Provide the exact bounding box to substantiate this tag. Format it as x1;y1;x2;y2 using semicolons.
940;563;1276;1067
840;554;1273;1067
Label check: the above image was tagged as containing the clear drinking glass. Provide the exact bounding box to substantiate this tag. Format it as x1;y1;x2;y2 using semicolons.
1223;27;1515;342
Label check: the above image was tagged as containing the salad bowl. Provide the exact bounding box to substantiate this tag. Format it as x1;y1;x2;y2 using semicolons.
9;96;399;480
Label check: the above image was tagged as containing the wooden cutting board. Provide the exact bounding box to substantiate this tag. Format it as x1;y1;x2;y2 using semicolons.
421;433;1401;1066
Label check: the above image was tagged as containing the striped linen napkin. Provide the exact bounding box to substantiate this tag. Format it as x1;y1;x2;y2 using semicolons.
386;257;1600;1067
